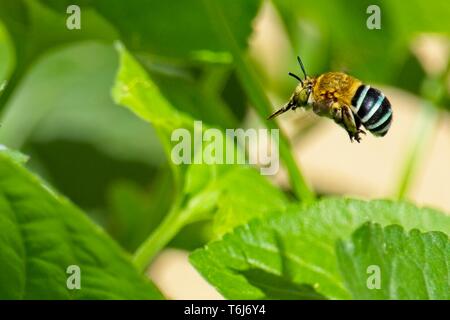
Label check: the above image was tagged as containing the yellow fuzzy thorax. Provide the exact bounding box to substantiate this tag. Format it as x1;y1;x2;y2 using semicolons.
313;72;362;106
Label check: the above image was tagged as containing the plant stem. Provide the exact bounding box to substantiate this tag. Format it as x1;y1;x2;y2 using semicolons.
0;63;27;115
133;200;186;272
395;103;438;199
133;189;218;272
204;0;315;202
395;59;448;200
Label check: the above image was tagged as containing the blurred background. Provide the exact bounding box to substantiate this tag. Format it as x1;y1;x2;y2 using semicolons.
0;0;448;299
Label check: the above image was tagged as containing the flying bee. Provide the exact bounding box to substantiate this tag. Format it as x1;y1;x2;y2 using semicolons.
268;56;393;142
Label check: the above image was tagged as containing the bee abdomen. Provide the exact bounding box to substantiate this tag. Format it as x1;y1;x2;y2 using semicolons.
350;85;392;137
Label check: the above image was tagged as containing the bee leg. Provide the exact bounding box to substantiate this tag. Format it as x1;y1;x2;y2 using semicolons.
354;115;367;137
330;103;354;142
328;102;364;142
329;101;344;124
341;105;364;143
331;108;343;125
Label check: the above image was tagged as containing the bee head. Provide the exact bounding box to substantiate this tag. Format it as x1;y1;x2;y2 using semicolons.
267;55;313;120
288;56;313;106
293;77;314;106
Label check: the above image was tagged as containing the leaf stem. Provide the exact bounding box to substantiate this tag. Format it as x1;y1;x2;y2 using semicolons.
203;0;315;202
0;63;27;115
395;60;448;200
133;198;186;272
133;189;218;272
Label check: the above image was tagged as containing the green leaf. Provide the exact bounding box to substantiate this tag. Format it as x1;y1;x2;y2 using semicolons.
0;0;117;110
0;152;163;299
113;45;290;268
112;43;193;131
112;44;280;218
235;268;326;300
0;144;29;164
112;42;194;192
184;165;289;237
147;64;240;130
0;40;166;216
336;223;449;300
190;198;450;299
2;0;252;130
0;41;165;166
209;167;288;238
169;165;289;250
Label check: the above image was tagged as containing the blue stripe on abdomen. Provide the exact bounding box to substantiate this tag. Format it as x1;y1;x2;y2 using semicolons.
371;113;392;136
351;85;369;113
351;85;393;136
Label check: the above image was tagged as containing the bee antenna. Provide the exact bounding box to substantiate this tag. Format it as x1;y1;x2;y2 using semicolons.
297;56;308;79
288;72;304;85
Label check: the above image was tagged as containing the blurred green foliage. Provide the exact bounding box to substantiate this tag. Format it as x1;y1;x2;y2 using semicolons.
0;0;448;299
274;0;449;99
39;0;260;57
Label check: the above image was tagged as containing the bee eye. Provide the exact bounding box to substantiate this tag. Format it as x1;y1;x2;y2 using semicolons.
299;89;309;104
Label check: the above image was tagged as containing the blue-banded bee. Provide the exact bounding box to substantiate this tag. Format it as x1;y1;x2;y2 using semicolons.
268;56;393;142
